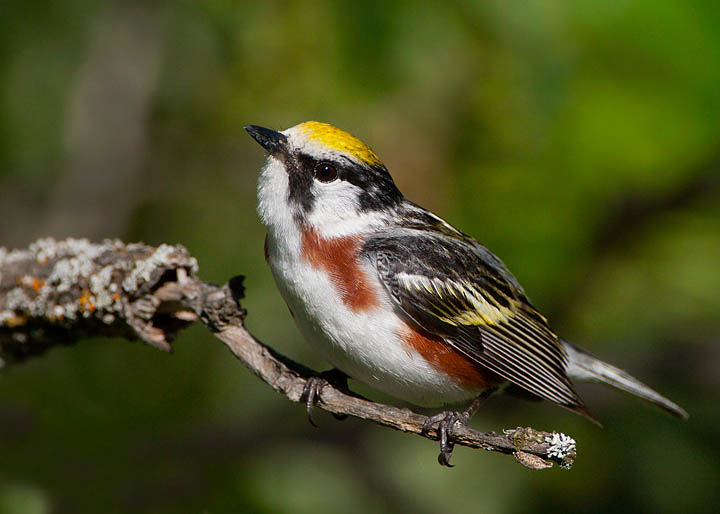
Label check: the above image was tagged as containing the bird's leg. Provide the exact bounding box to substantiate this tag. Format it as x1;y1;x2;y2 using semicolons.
301;368;353;427
422;387;497;467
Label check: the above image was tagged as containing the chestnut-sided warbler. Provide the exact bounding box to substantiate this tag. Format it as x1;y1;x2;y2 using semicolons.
246;121;687;465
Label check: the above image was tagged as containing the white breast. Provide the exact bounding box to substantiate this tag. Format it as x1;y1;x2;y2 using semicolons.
264;227;478;407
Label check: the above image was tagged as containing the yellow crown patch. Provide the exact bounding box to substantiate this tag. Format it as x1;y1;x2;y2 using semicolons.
298;121;383;166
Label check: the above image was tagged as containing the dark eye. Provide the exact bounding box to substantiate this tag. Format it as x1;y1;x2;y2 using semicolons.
314;162;338;183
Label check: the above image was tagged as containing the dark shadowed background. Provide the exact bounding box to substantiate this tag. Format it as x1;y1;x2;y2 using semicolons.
1;1;719;513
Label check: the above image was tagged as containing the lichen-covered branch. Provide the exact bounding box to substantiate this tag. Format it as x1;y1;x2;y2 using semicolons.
0;238;577;470
0;238;201;359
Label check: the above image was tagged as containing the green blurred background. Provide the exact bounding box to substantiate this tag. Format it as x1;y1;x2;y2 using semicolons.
1;1;719;513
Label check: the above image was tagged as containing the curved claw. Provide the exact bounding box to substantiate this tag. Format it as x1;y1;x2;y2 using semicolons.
422;388;497;467
300;369;352;427
422;410;469;467
302;376;327;427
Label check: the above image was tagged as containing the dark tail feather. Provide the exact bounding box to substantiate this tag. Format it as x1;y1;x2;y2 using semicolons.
504;381;603;426
561;340;689;420
566;402;603;427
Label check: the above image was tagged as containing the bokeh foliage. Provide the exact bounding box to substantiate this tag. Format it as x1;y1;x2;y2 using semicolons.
1;1;719;513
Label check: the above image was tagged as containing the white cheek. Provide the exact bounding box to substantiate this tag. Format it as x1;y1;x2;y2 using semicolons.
306;181;389;238
306;181;358;221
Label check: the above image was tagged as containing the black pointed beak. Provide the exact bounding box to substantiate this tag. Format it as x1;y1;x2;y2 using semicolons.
245;125;288;155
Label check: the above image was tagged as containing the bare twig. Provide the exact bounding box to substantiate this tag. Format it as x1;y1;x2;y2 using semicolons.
0;237;577;470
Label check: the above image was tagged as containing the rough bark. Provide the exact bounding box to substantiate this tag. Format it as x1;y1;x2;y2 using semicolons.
0;237;577;470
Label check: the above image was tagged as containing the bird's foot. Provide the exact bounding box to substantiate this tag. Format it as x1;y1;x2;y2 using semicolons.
301;368;351;427
422;410;470;467
421;389;496;467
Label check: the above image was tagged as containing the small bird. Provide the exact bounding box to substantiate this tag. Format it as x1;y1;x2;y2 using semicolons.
246;121;687;466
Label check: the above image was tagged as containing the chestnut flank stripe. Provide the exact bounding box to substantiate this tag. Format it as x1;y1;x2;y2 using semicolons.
399;323;502;391
301;229;379;311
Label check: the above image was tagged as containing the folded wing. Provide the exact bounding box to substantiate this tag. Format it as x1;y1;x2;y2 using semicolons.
364;229;593;419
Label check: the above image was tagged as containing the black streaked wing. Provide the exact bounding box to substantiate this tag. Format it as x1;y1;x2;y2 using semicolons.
364;229;588;412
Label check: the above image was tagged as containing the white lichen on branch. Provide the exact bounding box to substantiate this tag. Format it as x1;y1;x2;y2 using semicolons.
545;431;577;469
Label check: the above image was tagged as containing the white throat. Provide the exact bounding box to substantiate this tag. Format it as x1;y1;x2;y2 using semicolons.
257;156;296;235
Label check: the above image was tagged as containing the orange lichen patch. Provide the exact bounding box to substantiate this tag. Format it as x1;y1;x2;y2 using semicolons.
398;322;502;391
78;290;96;312
297;121;383;166
18;275;45;291
112;293;120;301
300;228;379;312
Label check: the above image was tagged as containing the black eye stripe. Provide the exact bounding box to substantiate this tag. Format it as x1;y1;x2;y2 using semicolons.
290;152;403;213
